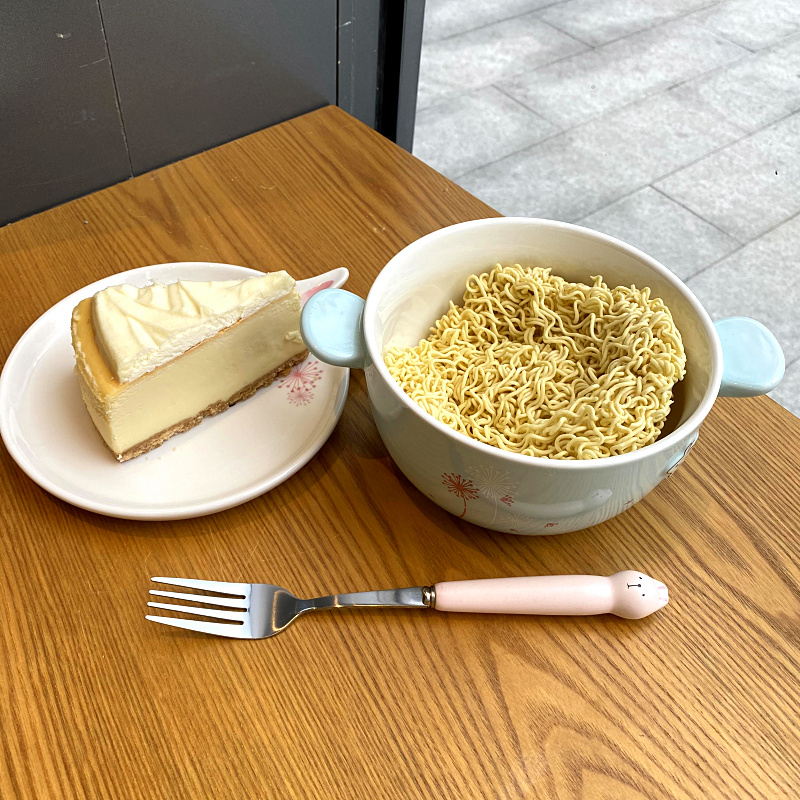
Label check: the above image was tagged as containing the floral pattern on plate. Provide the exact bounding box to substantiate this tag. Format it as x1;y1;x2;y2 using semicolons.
280;359;323;406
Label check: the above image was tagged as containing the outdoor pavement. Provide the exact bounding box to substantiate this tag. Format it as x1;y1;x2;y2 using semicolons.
413;0;800;416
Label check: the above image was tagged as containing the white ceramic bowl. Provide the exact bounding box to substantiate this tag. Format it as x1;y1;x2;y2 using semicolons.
302;218;783;534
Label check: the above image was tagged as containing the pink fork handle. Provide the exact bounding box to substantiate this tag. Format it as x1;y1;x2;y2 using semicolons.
433;571;669;620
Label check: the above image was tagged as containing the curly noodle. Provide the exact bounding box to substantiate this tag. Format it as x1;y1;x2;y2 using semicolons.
383;265;686;460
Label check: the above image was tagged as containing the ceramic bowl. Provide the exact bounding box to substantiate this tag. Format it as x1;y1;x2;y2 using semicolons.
301;218;784;534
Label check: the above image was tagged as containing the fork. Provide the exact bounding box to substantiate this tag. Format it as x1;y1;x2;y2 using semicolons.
146;570;669;639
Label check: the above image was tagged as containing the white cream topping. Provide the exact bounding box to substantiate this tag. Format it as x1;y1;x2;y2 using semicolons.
92;272;295;383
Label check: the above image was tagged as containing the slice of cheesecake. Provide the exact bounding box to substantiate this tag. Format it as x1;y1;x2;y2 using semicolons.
71;271;308;461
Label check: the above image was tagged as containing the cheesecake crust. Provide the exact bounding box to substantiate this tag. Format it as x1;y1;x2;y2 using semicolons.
114;350;308;461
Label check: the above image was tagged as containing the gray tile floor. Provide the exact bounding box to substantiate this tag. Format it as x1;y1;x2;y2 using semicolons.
414;0;800;417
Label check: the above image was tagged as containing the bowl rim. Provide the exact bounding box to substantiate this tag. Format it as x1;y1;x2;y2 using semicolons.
363;217;723;470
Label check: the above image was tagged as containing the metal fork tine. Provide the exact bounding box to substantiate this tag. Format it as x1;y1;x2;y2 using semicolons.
150;577;249;596
147;602;245;622
146;615;249;639
149;590;247;608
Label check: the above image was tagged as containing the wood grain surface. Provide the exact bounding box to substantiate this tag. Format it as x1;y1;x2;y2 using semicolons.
1;106;799;800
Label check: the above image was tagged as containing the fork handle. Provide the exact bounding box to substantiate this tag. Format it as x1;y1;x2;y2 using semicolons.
309;586;432;610
433;572;669;620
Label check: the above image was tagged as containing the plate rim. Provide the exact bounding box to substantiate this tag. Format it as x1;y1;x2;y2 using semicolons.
0;262;349;520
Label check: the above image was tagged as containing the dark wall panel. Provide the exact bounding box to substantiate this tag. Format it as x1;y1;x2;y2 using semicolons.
337;0;381;131
0;0;131;225
99;0;337;175
395;0;425;152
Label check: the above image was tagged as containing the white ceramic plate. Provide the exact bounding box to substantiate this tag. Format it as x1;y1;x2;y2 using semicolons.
0;262;349;520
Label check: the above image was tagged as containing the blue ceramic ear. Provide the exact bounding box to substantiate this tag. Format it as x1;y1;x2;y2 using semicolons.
300;289;368;369
714;317;784;397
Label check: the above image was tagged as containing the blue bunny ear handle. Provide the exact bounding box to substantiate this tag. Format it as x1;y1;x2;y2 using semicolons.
300;288;368;369
715;317;785;398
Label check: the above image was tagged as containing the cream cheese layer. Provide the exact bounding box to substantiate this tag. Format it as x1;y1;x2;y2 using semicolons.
92;272;295;383
73;292;305;455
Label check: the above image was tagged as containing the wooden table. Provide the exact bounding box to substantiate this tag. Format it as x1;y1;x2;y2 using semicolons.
2;106;799;800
